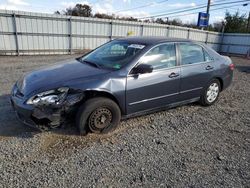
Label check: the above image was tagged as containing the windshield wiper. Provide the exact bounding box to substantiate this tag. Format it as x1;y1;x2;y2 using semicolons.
79;59;101;69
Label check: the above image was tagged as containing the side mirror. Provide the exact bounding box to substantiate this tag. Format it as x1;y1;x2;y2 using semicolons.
132;64;153;74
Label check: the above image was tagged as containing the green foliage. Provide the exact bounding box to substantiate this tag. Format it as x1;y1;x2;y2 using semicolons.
64;4;92;17
94;13;115;19
224;11;249;33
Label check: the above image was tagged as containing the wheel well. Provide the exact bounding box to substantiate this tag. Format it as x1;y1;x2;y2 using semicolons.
215;77;224;90
83;90;122;112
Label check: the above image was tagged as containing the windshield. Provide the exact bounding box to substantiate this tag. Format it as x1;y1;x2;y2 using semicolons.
79;40;145;70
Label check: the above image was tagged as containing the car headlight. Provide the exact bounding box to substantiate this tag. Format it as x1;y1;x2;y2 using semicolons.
26;87;69;105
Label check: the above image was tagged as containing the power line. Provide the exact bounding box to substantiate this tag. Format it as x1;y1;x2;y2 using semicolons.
114;0;169;13
165;2;249;19
227;6;249;12
137;0;250;19
144;0;229;18
139;0;249;19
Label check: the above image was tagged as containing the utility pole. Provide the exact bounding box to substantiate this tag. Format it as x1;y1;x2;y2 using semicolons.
206;0;211;30
247;12;250;33
206;0;211;15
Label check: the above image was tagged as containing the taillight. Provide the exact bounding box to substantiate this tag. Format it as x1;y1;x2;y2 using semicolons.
229;63;234;71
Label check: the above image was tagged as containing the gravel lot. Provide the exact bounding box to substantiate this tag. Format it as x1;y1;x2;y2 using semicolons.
0;55;249;187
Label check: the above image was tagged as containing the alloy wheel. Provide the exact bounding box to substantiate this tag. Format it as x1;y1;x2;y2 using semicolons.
206;83;219;103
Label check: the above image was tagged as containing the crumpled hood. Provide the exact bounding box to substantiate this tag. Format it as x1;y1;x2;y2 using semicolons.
18;59;110;96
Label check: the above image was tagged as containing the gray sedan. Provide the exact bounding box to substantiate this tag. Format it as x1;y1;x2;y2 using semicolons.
11;37;234;135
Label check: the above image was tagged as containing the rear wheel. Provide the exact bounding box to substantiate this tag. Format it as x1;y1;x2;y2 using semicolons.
76;97;121;135
200;79;221;106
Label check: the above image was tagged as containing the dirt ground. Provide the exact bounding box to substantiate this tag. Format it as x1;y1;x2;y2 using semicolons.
0;55;249;187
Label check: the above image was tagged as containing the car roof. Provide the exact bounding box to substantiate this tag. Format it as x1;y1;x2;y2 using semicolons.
116;36;192;45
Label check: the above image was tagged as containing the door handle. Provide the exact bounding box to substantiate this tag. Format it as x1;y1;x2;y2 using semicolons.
206;65;214;70
169;72;179;78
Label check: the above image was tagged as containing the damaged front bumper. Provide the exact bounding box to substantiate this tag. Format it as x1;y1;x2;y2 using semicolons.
10;84;84;130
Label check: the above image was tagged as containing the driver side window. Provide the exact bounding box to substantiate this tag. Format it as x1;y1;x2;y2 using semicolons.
139;43;177;70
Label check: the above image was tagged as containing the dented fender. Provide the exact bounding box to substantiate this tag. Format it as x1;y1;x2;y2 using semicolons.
64;72;127;114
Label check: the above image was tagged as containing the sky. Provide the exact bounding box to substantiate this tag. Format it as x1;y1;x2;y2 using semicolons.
0;0;249;24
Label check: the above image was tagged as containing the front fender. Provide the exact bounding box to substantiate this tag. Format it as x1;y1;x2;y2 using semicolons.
67;75;127;114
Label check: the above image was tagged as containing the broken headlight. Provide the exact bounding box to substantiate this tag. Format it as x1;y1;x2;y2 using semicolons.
26;87;69;106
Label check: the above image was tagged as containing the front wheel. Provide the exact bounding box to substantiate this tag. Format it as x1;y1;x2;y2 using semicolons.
76;97;121;135
200;79;221;106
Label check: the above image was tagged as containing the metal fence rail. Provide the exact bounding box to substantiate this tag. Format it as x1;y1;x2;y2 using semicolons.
220;33;250;55
0;9;249;56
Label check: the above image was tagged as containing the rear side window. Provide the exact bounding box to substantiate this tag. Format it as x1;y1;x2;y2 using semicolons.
204;50;213;62
139;43;176;70
179;43;211;65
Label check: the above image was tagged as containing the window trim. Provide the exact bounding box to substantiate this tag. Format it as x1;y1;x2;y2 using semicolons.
128;41;215;76
177;42;214;66
128;42;178;75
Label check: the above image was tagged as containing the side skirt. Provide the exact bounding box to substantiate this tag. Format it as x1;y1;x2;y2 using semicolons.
121;97;200;120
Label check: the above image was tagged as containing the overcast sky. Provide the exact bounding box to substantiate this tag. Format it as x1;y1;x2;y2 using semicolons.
0;0;249;24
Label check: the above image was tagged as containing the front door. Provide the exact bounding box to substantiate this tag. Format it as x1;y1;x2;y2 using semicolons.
126;43;181;114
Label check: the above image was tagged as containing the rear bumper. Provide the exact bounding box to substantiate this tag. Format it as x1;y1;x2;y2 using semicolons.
222;71;233;90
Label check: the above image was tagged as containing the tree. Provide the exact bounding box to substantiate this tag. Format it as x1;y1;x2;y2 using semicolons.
54;3;250;33
54;10;60;15
94;13;115;19
64;4;92;17
155;18;166;24
224;11;248;33
119;16;138;21
169;18;182;26
143;19;152;23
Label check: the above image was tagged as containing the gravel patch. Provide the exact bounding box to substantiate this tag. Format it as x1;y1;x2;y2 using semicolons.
0;55;249;187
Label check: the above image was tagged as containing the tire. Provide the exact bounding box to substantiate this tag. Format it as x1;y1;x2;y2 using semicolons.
200;79;221;106
76;97;121;135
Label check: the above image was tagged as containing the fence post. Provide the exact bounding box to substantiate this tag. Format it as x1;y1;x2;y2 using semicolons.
219;33;225;53
12;13;19;56
166;26;170;37
109;21;113;41
227;45;230;56
140;25;144;36
187;29;190;39
68;18;72;54
205;31;209;44
219;25;225;53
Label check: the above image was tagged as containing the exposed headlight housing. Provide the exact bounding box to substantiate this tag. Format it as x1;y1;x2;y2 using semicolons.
26;87;69;106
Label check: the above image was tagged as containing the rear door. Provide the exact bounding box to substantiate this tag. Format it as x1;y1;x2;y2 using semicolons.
178;42;215;101
126;43;181;114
